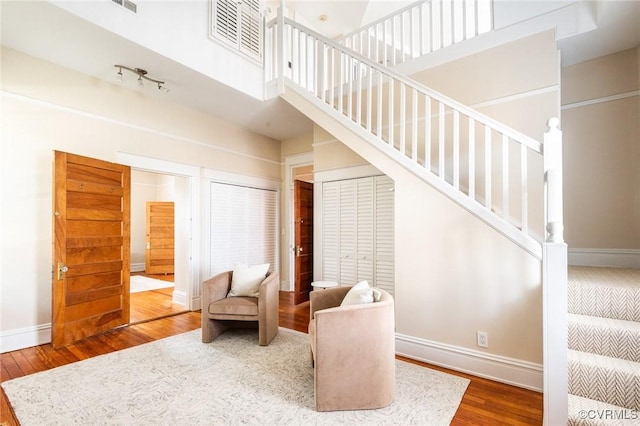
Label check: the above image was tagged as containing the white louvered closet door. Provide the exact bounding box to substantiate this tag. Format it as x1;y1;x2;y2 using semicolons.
356;178;374;284
209;182;278;276
339;181;356;285
374;176;395;296
321;175;394;295
321;181;339;282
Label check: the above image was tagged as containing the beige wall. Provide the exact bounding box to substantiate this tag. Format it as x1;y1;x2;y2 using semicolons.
561;48;640;249
313;126;368;172
0;47;281;339
303;30;559;372
396;30;559;366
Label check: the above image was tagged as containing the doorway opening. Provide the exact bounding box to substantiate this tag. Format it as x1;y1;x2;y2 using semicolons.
292;165;314;304
130;169;188;323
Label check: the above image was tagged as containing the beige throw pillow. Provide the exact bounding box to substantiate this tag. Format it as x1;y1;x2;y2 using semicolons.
229;263;270;297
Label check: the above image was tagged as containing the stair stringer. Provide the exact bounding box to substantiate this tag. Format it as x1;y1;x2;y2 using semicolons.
281;81;543;261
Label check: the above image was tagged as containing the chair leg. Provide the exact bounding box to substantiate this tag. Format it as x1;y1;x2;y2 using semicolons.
202;318;228;343
258;321;278;346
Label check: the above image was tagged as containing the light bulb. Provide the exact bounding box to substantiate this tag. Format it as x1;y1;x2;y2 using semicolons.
158;84;170;94
116;69;123;83
137;76;144;87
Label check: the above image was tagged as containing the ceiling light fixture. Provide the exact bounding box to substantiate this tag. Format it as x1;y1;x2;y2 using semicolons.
114;65;169;93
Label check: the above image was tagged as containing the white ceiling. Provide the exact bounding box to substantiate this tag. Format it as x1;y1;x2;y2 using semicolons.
1;1;639;141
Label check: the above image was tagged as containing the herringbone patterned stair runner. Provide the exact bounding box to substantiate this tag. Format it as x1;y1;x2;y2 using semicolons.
568;394;640;425
569;313;640;362
569;350;640;411
567;266;640;424
568;266;640;322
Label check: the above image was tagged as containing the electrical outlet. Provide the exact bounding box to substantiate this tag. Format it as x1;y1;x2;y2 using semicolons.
477;331;489;348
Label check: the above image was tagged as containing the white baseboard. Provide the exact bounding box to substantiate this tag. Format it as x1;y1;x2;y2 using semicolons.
568;248;640;268
2;290;190;353
1;324;51;353
172;290;187;306
130;263;145;272
395;333;543;392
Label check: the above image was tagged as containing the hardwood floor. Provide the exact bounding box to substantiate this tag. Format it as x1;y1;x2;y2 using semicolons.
130;273;188;323
1;292;542;425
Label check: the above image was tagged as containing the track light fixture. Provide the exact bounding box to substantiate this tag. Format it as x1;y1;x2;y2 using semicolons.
114;65;169;94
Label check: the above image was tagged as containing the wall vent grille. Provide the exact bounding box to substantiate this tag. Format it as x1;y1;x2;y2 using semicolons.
111;0;137;14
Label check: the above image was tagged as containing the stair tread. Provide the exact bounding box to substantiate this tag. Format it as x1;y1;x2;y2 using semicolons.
569;394;640;425
569;349;640;373
569;313;640;331
569;313;640;363
569;266;640;289
569;349;640;411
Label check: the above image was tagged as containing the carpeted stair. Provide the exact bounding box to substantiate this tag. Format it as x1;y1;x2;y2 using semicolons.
567;266;640;425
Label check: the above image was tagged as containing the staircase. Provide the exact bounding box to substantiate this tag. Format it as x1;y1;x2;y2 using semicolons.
567;266;640;425
264;2;568;424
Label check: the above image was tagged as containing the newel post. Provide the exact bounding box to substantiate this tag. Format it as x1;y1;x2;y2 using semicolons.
542;117;568;426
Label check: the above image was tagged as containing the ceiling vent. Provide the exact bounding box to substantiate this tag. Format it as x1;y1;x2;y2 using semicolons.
111;0;137;14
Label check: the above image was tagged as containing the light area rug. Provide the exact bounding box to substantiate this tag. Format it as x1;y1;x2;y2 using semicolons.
129;275;174;293
2;328;470;425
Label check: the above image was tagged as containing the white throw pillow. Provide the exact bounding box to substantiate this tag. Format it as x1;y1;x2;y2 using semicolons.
340;280;376;306
229;263;270;297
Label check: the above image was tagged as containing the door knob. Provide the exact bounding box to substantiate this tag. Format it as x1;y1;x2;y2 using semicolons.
296;246;303;257
57;262;68;280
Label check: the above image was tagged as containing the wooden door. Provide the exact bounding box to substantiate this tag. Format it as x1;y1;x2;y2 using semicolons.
294;180;313;304
145;201;174;274
52;151;130;348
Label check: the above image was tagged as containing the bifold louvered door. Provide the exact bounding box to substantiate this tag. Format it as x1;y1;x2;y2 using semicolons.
321;175;394;295
209;182;277;275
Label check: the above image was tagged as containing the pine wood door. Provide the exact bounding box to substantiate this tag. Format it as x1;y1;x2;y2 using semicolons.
52;151;131;348
145;201;175;274
294;180;313;304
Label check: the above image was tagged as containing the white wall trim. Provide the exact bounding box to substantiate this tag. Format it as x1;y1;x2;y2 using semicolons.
396;333;543;391
314;164;382;183
202;167;281;191
2;90;280;166
284;151;314;167
568;248;640;268
131;262;145;272
117;152;200;311
172;290;187;306
561;90;639;111
0;324;51;353
471;85;559;110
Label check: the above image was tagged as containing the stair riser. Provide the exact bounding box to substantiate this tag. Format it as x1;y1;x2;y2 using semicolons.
569;359;640;411
568;283;640;322
569;322;640;363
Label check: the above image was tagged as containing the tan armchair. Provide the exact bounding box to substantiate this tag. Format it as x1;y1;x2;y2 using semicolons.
201;270;279;346
308;285;395;412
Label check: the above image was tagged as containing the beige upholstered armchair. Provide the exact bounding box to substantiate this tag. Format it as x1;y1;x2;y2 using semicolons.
201;269;279;346
308;285;395;412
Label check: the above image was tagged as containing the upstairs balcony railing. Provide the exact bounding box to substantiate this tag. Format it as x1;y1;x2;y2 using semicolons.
336;0;493;67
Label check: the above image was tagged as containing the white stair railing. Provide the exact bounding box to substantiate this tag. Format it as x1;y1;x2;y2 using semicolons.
336;0;493;67
266;12;553;259
266;9;567;424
